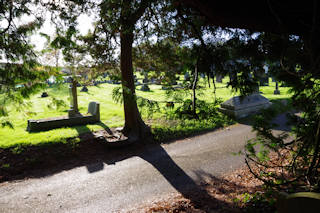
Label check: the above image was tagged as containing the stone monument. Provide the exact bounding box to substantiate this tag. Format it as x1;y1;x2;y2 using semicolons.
68;77;80;117
219;93;271;119
216;74;223;83
274;81;280;94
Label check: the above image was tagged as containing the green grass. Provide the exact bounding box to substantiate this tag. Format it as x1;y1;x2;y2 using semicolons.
0;77;291;148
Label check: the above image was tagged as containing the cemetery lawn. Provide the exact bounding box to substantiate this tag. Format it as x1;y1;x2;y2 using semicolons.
0;78;291;148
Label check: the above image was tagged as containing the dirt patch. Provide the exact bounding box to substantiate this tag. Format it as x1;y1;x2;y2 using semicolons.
128;165;273;213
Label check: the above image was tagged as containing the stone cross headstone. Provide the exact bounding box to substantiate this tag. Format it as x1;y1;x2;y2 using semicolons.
68;77;80;117
274;81;280;94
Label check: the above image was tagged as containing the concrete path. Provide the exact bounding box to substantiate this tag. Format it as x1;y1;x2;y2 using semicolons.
0;122;283;213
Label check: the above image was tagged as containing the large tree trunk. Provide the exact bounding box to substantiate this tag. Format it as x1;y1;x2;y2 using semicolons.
120;29;149;141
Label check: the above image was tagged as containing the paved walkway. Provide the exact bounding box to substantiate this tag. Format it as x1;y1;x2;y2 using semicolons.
0;121;283;213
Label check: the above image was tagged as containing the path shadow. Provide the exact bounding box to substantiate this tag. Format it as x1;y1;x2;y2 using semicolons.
96;122;113;135
1;123;263;211
138;146;230;211
73;124;105;173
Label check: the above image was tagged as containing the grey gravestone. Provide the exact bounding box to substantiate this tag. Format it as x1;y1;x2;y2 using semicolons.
140;84;150;91
161;86;170;90
142;78;149;83
274;90;280;95
216;74;223;83
41;92;48;98
80;86;88;92
274;82;280;94
219;93;271;119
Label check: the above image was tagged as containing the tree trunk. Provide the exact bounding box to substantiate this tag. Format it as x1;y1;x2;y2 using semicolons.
192;63;198;118
120;29;149;141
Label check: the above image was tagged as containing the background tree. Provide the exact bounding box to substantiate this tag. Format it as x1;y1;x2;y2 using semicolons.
0;0;47;127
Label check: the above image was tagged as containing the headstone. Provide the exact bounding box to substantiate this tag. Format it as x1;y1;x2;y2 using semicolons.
80;86;88;92
216;74;223;83
142;78;149;83
219;93;271;119
41;92;49;98
161;86;170;90
274;81;280;94
140;84;150;91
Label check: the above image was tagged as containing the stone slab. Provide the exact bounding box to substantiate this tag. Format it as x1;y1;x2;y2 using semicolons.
219;93;271;119
220;93;271;110
27;115;99;132
27;102;100;132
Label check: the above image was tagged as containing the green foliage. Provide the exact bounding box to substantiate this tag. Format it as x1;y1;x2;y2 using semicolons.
238;191;276;212
0;1;49;127
242;31;320;191
152;115;233;143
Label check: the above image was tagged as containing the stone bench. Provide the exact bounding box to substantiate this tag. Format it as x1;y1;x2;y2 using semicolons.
27;102;100;132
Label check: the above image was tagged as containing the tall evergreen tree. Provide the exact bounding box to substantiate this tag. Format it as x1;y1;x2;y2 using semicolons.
0;0;47;127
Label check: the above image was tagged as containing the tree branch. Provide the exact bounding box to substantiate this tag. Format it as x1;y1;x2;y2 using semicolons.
131;0;152;25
